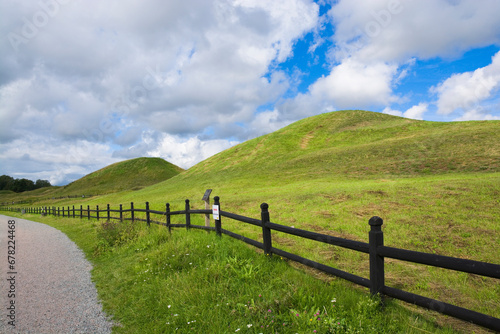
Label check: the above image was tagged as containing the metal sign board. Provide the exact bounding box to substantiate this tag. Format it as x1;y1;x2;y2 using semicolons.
202;189;212;201
212;204;219;220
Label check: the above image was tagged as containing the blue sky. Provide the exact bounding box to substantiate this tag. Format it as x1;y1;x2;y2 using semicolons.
1;0;499;185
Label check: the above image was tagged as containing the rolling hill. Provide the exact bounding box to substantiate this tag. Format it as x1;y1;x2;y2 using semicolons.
0;157;184;204
59;157;184;195
185;109;500;180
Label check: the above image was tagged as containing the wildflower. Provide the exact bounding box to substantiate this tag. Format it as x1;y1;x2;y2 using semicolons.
296;314;299;317
168;305;171;308
235;328;240;332
258;294;262;298
207;245;210;248
331;298;336;303
247;324;252;328
268;309;272;313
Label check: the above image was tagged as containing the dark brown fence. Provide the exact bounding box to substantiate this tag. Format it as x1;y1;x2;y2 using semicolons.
2;198;499;331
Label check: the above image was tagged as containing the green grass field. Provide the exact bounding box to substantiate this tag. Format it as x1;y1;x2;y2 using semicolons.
2;110;499;333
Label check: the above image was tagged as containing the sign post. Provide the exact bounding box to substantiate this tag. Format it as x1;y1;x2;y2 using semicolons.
202;189;212;227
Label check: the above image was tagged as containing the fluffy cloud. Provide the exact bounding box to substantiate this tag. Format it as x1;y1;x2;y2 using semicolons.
0;0;319;183
329;0;500;63
315;0;500;119
147;134;238;169
432;51;500;115
0;135;119;185
382;103;428;120
308;58;399;109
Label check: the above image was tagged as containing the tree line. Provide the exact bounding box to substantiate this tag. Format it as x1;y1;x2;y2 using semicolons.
0;175;52;193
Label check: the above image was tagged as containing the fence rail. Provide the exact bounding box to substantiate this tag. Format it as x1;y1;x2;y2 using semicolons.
1;197;499;332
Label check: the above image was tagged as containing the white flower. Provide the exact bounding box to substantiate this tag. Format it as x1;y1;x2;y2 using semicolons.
247;324;252;328
235;329;240;332
168;305;171;308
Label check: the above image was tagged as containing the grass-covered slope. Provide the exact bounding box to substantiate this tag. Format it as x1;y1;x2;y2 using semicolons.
185;109;499;180
59;157;184;195
0;157;184;204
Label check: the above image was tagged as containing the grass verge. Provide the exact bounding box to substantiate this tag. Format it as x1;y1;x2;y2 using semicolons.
4;212;470;333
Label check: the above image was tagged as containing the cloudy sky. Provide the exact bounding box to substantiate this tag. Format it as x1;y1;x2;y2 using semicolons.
1;0;499;186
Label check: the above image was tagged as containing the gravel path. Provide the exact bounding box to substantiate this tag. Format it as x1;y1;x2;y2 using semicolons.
0;215;114;333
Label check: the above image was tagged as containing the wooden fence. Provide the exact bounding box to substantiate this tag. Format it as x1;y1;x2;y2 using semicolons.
2;198;499;332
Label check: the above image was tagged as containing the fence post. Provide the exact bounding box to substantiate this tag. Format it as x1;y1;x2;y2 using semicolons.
166;203;171;233
214;196;221;236
131;202;134;222
261;203;272;256
107;204;111;221
369;216;385;299
120;204;123;221
202;189;212;227
185;199;191;230
62;207;65;217
80;205;82;219
87;205;90;220
96;205;99;220
146;202;150;227
73;205;75;218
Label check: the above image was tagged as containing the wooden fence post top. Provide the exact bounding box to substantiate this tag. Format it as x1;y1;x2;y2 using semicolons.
369;216;383;228
260;203;269;210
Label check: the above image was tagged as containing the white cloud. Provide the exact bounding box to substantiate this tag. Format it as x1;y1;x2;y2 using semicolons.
0;135;119;185
247;109;294;138
309;58;399;109
330;0;500;63
453;108;500;122
382;102;428;120
0;0;320;183
148;134;238;169
433;51;500;115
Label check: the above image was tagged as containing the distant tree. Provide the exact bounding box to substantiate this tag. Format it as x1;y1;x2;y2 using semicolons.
12;178;35;192
0;175;14;190
0;175;50;192
35;179;52;189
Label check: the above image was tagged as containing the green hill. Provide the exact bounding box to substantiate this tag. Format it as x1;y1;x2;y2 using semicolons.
59;157;184;195
185;109;499;180
0;157;184;204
